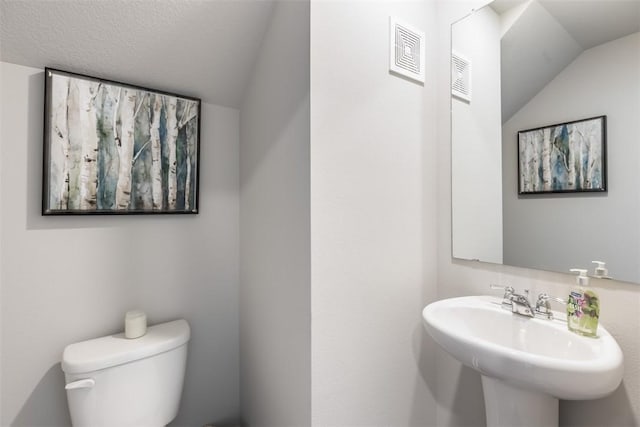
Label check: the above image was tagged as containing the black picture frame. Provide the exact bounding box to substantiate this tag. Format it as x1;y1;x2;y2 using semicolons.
43;68;201;215
517;115;607;195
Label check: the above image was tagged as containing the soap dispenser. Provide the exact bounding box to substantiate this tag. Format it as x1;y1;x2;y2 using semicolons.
567;269;600;337
592;261;610;279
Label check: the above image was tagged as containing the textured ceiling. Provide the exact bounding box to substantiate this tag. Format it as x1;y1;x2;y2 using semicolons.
0;0;274;107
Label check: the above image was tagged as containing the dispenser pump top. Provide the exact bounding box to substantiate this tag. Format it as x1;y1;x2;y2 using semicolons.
570;268;589;287
592;260;608;277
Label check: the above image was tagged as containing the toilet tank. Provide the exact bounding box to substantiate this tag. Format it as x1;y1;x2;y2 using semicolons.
62;319;190;427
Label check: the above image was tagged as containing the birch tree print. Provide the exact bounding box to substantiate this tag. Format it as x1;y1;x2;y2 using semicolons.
165;98;179;210
518;116;606;194
49;75;70;210
44;69;200;214
115;89;137;210
77;79;101;209
149;94;164;209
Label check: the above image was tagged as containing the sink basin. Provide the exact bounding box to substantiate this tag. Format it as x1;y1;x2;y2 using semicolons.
423;296;623;427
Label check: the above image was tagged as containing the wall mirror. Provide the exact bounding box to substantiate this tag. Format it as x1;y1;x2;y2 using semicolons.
451;0;640;283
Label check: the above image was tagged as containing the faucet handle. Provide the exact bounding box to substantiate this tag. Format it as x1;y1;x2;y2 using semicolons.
490;285;515;309
535;293;567;319
537;293;566;305
489;284;514;297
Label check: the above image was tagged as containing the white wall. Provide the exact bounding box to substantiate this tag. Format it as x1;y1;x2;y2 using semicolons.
239;2;311;426
0;19;3;427
0;62;240;427
503;33;640;283
310;1;439;425
451;5;503;264
436;2;640;426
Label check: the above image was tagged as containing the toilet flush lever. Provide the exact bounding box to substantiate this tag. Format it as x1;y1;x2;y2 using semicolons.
65;378;95;390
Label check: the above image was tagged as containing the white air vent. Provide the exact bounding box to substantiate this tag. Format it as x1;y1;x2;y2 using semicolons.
389;17;425;83
451;51;471;102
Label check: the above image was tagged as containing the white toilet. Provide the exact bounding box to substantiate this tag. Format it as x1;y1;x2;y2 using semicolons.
61;319;190;427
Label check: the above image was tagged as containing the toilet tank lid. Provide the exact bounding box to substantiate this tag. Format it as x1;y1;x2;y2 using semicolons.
62;319;190;374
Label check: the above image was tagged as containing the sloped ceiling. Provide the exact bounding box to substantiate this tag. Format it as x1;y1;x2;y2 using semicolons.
492;0;640;123
499;0;583;122
542;0;640;50
0;0;275;108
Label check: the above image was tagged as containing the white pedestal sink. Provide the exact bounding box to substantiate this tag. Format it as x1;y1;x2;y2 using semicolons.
422;296;624;427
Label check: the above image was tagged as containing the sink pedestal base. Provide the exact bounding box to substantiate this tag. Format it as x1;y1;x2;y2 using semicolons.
482;376;558;427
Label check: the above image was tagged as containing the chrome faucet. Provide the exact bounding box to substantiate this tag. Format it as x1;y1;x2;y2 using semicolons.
490;285;567;319
490;284;534;317
510;290;535;317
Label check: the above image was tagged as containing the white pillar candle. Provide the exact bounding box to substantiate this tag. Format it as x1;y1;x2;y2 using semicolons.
125;310;147;339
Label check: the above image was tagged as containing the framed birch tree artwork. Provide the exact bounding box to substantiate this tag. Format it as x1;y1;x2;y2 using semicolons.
518;116;607;195
43;68;201;215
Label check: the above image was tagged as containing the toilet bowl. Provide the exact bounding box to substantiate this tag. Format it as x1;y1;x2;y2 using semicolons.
61;319;190;427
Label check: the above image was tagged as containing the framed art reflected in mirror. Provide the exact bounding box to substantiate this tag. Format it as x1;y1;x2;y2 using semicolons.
518;115;607;195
